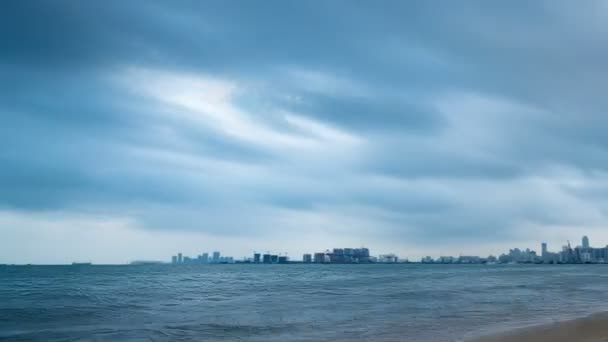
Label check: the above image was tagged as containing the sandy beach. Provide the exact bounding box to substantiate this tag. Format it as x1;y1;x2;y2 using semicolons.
470;313;608;342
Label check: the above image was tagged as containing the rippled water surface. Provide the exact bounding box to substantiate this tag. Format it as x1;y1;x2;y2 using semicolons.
2;264;608;341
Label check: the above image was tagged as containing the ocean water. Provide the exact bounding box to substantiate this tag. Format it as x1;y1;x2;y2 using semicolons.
2;264;608;341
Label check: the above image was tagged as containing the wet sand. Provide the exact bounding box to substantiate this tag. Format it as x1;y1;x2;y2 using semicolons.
470;313;608;342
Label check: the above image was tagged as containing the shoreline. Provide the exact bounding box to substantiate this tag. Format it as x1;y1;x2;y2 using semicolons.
468;312;608;342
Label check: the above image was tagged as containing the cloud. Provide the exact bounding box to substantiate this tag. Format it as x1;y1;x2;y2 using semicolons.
2;1;608;262
118;67;362;150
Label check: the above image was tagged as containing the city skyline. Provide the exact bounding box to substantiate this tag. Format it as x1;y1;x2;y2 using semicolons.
3;2;608;264
157;235;608;265
163;235;608;265
3;235;606;265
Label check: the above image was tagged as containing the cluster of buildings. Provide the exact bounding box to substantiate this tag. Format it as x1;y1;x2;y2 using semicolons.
171;251;234;264
303;248;373;264
247;248;402;264
169;247;403;265
420;236;608;264
497;236;608;264
170;237;608;265
251;253;290;264
302;248;400;264
538;236;608;264
421;255;494;264
498;248;538;264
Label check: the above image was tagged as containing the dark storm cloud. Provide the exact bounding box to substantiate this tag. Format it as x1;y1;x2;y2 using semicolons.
2;0;608;255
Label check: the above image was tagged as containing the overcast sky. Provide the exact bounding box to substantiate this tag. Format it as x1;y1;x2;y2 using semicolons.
2;1;608;264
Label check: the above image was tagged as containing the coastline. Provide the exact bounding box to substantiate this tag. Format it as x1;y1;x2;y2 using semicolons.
468;312;608;342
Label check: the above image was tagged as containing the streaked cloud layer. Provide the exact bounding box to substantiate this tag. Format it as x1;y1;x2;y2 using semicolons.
2;1;608;263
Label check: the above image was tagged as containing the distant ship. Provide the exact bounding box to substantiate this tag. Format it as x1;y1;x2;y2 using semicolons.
71;262;92;266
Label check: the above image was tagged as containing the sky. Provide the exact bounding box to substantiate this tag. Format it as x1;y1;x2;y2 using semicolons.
2;1;608;264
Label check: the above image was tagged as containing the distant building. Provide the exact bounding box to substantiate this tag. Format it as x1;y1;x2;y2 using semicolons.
262;254;272;264
171;255;177;264
354;248;371;263
458;255;481;264
583;236;590;249
303;254;312;263
437;256;455;264
177;253;183;264
271;255;279;263
344;248;354;263
254;253;261;263
212;251;220;263
330;249;344;263
378;254;398;263
202;253;209;263
278;256;288;264
314;252;326;264
581;251;592;263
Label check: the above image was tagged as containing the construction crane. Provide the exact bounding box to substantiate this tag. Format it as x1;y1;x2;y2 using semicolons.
566;240;581;263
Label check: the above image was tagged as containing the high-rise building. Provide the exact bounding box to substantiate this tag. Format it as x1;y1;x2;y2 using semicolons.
254;253;261;263
354;248;371;263
262;254;272;264
177;253;183;264
303;254;312;263
314;253;326;263
212;251;220;263
541;242;548;257
583;236;590;249
331;249;345;263
343;248;354;263
171;256;177;264
271;255;278;263
202;253;209;263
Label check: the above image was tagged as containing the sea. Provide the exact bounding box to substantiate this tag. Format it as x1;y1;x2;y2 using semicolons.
2;264;608;341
